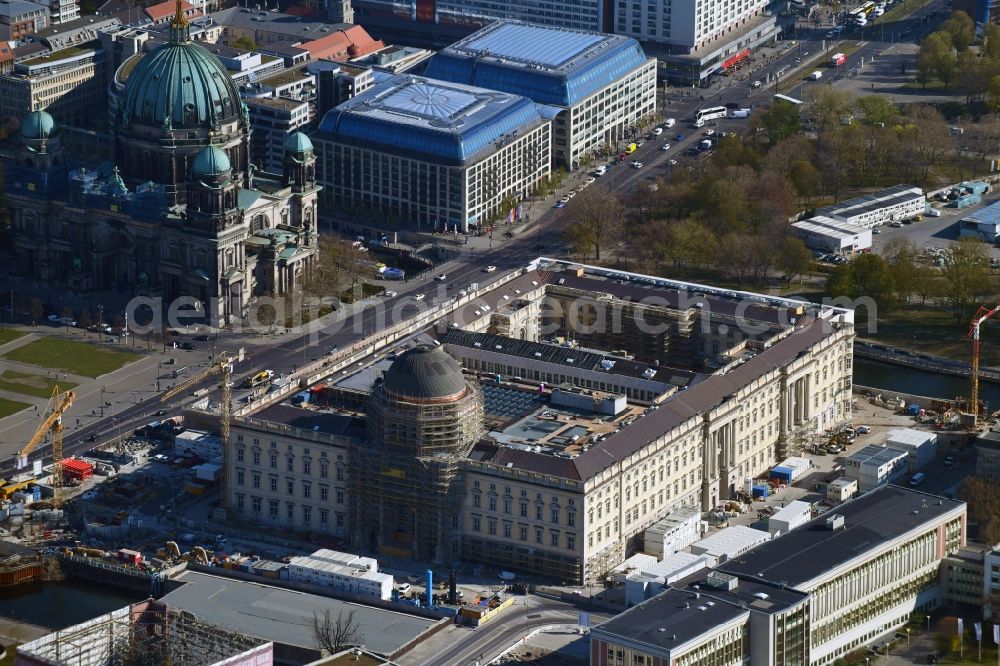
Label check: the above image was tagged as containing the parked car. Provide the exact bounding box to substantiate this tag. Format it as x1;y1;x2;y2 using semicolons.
436;273;447;281
178;342;196;350
484;265;497;272
630;161;643;169
414;293;426;301
660;143;671;151
856;425;871;434
653;127;663;135
554;201;566;208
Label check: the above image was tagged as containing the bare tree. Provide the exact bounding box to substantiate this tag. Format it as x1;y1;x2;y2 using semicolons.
312;609;360;655
562;186;626;261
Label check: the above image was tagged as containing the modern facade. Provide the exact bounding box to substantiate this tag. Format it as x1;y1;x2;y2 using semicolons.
7;7;319;326
593;485;967;666
815;184;926;229
308;60;375;120
221;259;855;583
425;21;656;168
42;0;77;24
313;74;551;232
0;45;104;129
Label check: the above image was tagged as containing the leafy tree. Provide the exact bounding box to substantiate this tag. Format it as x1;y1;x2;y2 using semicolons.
882;238;918;303
826;253;897;312
956;50;991;104
665;220;717;270
958;477;1000;544
760;99;801;145
776;236;812;284
919;31;956;88
788;159;822;204
809;88;854;138
988;75;1000;112
941;10;975;52
563;186;625;261
941;237;993;321
984;23;1000;60
231;36;258;51
855;95;896;126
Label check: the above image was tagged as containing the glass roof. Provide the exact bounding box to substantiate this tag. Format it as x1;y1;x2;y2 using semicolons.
381;82;478;121
464;22;605;68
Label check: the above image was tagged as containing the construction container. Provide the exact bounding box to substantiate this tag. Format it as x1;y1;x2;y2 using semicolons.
769;456;812;483
952;193;982;208
61;458;95;482
752;484;770;498
117;548;142;565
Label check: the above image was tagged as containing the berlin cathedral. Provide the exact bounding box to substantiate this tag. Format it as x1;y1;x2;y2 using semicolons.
6;2;319;326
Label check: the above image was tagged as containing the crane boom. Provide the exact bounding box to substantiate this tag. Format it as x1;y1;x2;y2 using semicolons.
969;302;1000;427
157;353;234;514
19;386;75;466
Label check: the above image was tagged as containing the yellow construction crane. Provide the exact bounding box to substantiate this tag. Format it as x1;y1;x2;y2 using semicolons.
160;353;233;510
18;386;75;507
970;301;1000;428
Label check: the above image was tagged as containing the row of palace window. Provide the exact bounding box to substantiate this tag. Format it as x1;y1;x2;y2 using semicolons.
235;440;345;481
234;468;345;503
469;515;577;550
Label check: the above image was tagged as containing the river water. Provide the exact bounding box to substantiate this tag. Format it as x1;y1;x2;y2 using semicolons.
0;578;143;629
854;357;1000;408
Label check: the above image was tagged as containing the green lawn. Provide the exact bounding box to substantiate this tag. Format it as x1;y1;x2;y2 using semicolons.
0;328;27;345
2;338;136;378
0;369;78;398
0;396;30;418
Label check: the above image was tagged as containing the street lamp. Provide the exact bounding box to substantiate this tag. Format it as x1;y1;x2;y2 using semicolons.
906;627;910;645
100;385;106;418
156;362;161;392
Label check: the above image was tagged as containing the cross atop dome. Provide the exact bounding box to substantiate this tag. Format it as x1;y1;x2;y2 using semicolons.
170;0;190;43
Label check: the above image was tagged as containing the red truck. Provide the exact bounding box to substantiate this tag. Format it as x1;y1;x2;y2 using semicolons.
831;53;846;67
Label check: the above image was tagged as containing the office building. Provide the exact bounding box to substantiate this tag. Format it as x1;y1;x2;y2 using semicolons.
0;45;104;129
816;184;926;229
43;0;77;24
313;74;551;232
977;428;1000;483
308;60;375;120
0;0;47;41
593;485;966;665
243;67;316;173
425;21;656;168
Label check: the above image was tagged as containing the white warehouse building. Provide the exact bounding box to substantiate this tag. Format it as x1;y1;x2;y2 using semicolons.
792;215;872;255
844;444;909;492
816;184;925;229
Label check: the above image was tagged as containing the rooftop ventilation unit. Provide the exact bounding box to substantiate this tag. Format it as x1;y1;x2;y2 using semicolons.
706;571;738;591
825;514;845;530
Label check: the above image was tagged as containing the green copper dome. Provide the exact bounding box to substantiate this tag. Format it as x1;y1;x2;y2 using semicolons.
119;40;242;130
21;110;55;140
191;146;231;177
284;132;313;155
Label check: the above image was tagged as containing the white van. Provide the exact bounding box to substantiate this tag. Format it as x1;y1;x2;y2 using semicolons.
926;208;941;217
664;118;676;128
593;165;608;177
729;109;750;119
809;70;823;81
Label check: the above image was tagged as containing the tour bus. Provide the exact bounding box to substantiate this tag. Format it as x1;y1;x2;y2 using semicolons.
695;106;728;125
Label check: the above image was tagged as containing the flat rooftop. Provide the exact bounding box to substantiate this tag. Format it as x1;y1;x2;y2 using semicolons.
162;570;437;655
596;569;807;652
845;443;908;466
719;485;965;589
316;74;545;164
962;199;1000;225
425;21;650;107
253;403;365;438
793;215;869;239
817;184;924;219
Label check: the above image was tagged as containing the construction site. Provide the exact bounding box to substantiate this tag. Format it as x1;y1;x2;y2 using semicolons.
15;599;273;666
